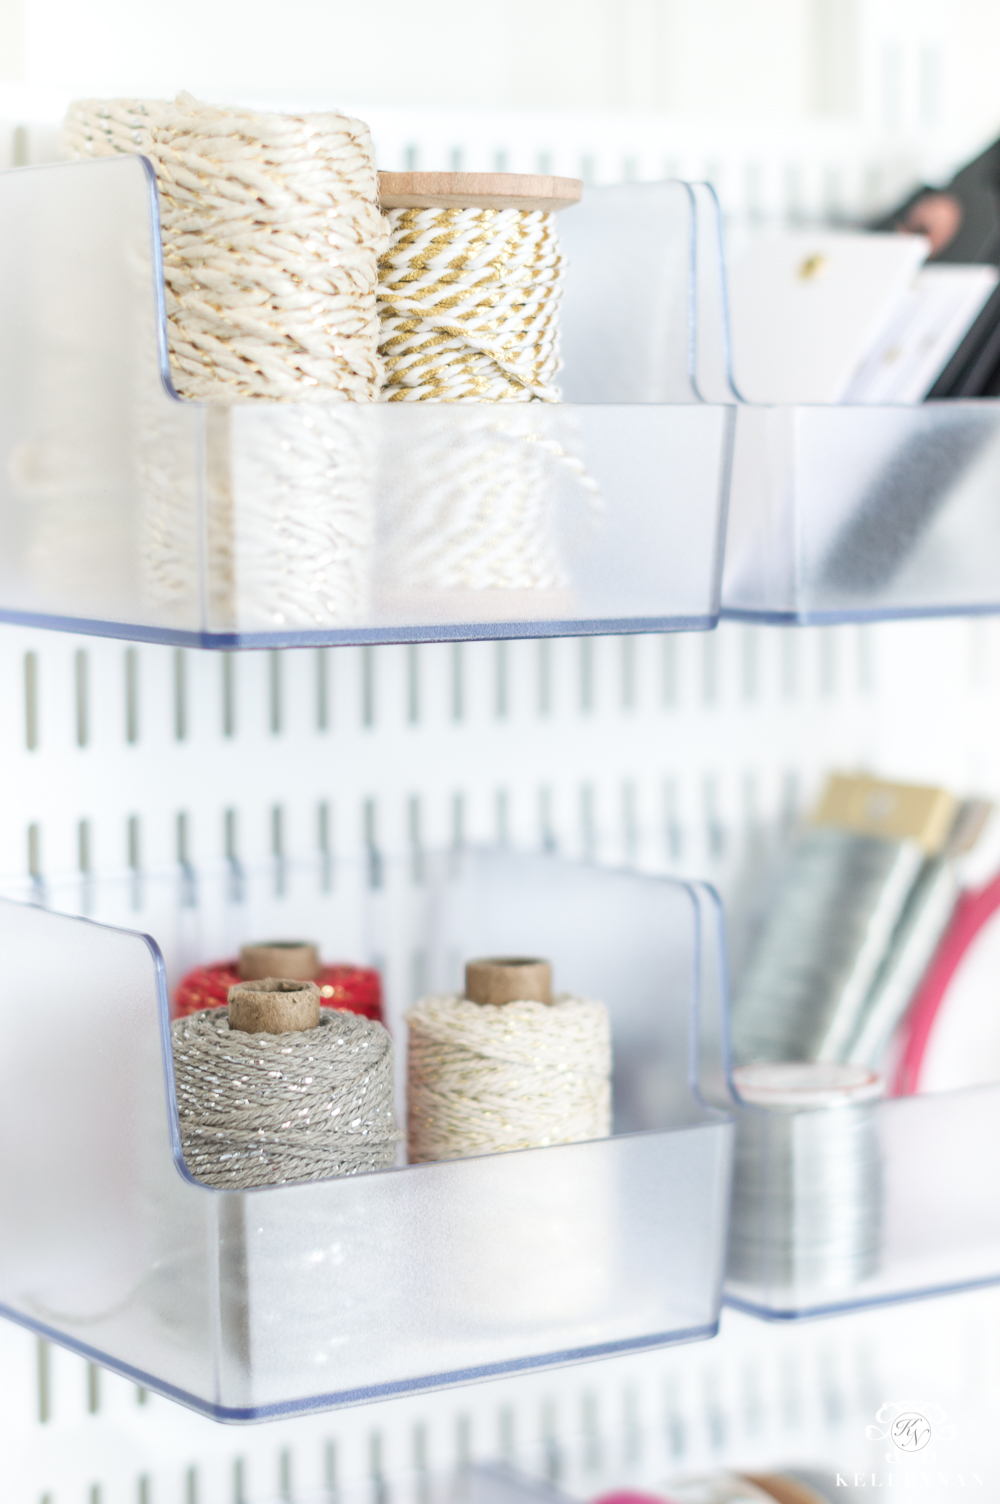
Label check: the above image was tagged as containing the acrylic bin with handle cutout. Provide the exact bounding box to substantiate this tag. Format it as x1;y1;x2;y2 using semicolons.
691;885;1000;1319
0;850;734;1421
0;157;733;648
644;187;1000;626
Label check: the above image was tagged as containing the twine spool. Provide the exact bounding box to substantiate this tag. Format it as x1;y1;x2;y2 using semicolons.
727;1063;883;1299
173;946;383;1023
405;956;611;1163
375;172;594;610
377;172;580;403
65;95;386;401
62;95;387;628
171;979;398;1187
409;956;614;1337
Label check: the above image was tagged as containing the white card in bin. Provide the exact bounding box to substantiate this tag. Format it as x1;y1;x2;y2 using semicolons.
842;263;999;403
727;230;929;404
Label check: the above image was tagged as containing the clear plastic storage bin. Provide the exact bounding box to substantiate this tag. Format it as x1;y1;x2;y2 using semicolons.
722;1077;1000;1319
0;159;732;648
0;851;733;1420
657;187;1000;625
693;885;1000;1318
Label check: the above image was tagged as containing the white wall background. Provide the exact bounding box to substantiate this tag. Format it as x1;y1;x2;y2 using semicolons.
0;0;999;176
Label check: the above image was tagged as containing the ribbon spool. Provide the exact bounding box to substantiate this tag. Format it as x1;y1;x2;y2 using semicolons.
375;172;594;618
405;955;611;1163
171;976;398;1188
727;1062;883;1299
595;1475;850;1504
173;941;383;1023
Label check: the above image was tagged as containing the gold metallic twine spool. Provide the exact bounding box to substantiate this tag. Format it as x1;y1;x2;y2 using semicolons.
407;953;614;1332
405;955;612;1163
374;171;596;604
376;172;581;402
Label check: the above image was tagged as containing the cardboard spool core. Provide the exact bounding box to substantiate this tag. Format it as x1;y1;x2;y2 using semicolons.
228;978;322;1035
378;171;583;214
465;957;552;1007
238;941;320;982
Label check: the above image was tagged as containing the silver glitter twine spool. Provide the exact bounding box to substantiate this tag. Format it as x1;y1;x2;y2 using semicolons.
171;979;399;1188
727;1063;884;1300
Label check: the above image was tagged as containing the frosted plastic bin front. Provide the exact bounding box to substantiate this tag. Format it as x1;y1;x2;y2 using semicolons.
721;402;1000;624
0;851;733;1420
690;884;1000;1318
722;1081;1000;1319
0;158;732;648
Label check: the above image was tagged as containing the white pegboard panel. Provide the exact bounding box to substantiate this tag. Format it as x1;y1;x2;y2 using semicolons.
4;618;1000;951
0;88;972;226
5;1285;1000;1503
2;617;1000;1492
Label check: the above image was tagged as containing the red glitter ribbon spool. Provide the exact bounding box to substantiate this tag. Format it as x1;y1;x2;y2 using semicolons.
173;960;383;1024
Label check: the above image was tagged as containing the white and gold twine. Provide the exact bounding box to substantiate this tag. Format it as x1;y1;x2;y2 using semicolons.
405;992;612;1162
65;93;387;403
376;202;597;596
377;206;564;402
63;94;387;628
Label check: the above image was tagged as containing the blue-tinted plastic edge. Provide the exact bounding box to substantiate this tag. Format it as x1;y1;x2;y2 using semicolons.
0;607;719;648
0;1304;717;1423
724;1268;1000;1323
721;602;1000;626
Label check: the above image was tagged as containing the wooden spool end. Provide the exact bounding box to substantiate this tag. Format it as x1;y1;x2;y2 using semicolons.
465;956;552;1007
378;171;583;213
228;978;322;1035
238;941;319;981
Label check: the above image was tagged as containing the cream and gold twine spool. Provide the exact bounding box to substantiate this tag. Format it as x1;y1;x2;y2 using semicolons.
171;978;399;1188
62;94;388;628
64;94;387;402
405;956;612;1163
375;172;594;602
